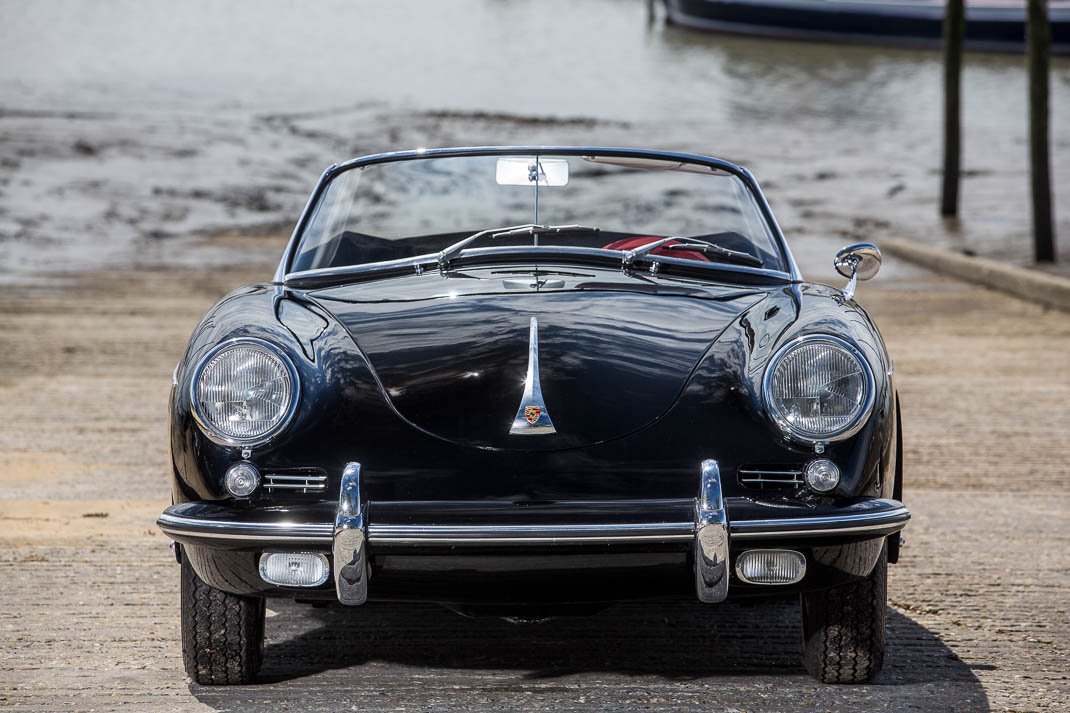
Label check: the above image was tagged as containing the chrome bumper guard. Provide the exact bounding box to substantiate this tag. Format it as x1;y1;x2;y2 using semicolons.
695;459;729;603
157;459;910;606
334;462;368;606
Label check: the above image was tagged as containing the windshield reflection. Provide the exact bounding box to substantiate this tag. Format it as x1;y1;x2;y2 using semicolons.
289;152;786;276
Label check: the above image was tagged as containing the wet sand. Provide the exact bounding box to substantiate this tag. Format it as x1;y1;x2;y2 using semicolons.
2;96;1069;281
0;234;1068;711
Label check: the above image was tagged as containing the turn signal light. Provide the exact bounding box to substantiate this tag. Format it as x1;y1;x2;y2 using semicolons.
804;459;840;493
225;462;260;498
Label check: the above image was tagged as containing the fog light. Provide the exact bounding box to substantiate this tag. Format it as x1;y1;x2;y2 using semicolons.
736;549;806;585
224;462;260;498
258;552;330;587
804;458;840;492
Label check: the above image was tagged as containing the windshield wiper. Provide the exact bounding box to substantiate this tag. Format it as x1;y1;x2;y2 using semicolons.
621;236;763;271
437;224;600;273
663;241;763;267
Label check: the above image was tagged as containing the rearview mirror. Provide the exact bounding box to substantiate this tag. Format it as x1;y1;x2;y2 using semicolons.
496;157;569;187
834;243;881;300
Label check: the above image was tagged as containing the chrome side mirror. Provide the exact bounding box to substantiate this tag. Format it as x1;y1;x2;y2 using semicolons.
834;243;881;301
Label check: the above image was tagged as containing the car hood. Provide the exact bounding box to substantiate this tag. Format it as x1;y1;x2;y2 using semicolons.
306;269;769;451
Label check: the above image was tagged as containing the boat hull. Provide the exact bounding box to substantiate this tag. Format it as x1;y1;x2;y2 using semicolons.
665;0;1070;54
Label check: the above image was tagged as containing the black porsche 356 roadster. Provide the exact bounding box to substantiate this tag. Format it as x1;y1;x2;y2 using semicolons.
158;146;908;685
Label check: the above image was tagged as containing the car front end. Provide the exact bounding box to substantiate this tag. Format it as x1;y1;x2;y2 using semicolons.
158;147;907;685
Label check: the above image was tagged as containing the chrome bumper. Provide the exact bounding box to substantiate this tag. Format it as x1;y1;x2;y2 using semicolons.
695;459;729;603
157;460;910;605
334;462;368;605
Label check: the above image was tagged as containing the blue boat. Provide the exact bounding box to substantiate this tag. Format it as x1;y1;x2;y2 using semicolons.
664;0;1070;54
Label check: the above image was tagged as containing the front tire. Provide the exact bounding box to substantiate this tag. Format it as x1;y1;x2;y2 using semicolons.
180;558;265;685
801;545;887;684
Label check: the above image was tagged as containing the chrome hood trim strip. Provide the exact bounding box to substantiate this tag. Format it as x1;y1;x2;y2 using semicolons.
509;317;557;435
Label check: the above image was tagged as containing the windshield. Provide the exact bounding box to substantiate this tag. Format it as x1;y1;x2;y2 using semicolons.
289;153;785;275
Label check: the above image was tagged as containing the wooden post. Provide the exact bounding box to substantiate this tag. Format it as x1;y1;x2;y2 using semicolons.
941;0;965;217
1028;0;1056;262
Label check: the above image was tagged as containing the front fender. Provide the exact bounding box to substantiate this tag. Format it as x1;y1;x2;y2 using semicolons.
667;283;894;500
169;285;392;503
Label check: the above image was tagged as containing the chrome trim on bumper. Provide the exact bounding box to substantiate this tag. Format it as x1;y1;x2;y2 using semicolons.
158;502;909;546
695;459;730;603
333;462;368;606
157;514;331;542
729;505;911;539
367;522;693;545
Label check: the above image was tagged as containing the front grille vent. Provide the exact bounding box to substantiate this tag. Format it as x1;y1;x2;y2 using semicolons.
263;469;328;494
738;465;804;490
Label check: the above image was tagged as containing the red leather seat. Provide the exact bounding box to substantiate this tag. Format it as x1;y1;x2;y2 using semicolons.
601;236;710;263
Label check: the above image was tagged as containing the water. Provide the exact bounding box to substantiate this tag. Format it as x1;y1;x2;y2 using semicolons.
1;0;1067;277
3;0;1066;128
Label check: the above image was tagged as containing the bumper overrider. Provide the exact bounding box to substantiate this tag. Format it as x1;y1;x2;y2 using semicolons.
157;460;910;604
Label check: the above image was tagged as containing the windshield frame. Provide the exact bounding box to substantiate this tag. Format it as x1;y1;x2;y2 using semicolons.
275;146;802;284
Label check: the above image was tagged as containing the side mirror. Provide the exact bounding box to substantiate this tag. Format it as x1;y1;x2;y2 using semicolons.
834;243;881;301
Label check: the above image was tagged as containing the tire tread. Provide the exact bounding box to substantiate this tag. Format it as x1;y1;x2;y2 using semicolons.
180;559;264;685
802;547;887;684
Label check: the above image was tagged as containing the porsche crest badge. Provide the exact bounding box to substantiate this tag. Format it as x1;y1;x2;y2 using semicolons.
509;317;556;435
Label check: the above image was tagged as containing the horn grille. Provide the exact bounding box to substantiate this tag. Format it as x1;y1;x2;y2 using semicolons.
263;468;327;494
737;465;804;491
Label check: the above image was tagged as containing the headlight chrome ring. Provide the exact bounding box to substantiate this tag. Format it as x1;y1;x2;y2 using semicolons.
189;338;300;447
763;334;876;444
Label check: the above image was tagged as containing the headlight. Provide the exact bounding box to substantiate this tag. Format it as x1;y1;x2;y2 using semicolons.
191;339;299;446
763;335;874;443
